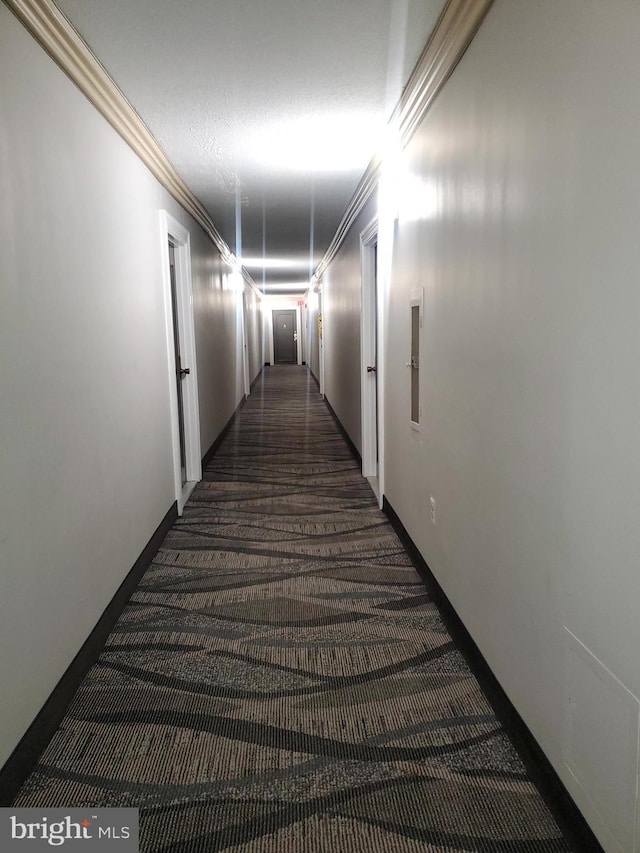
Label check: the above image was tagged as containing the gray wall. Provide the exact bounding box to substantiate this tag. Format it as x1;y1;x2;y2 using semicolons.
320;2;640;850
0;6;247;769
191;233;245;456
306;289;320;382
244;286;264;387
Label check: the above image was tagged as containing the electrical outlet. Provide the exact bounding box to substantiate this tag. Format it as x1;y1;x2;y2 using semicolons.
430;496;436;525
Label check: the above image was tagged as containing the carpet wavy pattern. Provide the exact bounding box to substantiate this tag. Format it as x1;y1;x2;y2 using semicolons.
14;366;572;851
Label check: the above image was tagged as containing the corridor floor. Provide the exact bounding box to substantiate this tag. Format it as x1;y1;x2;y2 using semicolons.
13;366;573;851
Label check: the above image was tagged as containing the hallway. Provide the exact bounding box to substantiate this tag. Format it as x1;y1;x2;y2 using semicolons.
13;367;572;852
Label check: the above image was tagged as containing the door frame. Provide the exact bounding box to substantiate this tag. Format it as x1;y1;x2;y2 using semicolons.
360;218;380;498
160;211;202;513
317;284;325;397
269;306;302;364
272;309;297;364
240;289;250;396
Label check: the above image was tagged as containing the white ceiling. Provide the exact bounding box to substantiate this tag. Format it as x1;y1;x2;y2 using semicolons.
55;0;446;292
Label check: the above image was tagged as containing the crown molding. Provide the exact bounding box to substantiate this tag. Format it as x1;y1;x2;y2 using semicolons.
4;0;261;296
314;0;493;281
313;159;380;283
395;0;493;147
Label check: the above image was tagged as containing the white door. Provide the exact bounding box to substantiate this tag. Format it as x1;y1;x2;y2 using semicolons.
318;286;325;397
241;291;250;396
360;220;379;497
160;211;202;514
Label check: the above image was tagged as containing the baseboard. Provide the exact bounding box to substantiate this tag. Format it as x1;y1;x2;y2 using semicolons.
201;397;246;470
0;501;177;805
201;369;268;470
309;369;320;388
323;396;362;468
250;366;263;391
202;368;265;472
382;496;604;853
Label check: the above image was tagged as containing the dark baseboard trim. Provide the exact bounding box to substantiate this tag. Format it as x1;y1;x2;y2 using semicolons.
0;501;177;806
382;497;603;853
201;369;265;471
202;367;265;472
309;369;320;388
250;367;263;391
201;398;245;470
323;396;362;469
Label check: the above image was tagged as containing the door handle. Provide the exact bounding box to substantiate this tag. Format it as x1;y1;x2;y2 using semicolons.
179;367;190;376
367;365;377;373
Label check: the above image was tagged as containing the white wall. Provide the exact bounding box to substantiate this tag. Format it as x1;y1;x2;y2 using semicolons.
321;2;640;850
0;5;245;769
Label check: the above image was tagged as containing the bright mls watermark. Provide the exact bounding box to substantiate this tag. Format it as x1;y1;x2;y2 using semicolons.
1;809;138;850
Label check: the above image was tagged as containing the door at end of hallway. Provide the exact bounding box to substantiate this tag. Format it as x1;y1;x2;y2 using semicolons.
273;309;297;364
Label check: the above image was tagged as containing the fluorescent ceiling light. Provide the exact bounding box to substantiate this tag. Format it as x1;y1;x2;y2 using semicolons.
263;282;309;291
254;112;385;173
240;257;310;270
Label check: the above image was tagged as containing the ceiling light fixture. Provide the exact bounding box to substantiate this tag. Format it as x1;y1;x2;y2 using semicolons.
262;281;309;290
240;257;311;270
254;113;386;173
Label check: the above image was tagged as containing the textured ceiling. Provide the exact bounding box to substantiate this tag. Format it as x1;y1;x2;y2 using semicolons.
55;0;446;292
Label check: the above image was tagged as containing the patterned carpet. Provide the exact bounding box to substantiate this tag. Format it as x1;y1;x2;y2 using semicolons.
13;366;573;851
